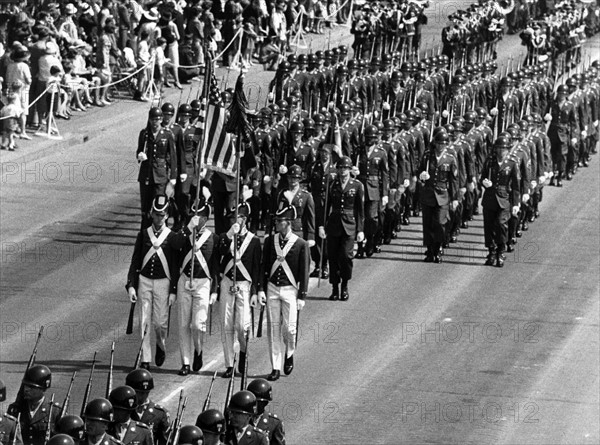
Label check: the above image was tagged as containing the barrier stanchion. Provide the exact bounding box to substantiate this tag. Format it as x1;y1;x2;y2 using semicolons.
290;10;308;50
35;86;62;140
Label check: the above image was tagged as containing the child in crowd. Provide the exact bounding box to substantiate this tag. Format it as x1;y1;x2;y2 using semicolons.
5;46;32;139
1;92;22;151
155;37;168;93
242;19;258;68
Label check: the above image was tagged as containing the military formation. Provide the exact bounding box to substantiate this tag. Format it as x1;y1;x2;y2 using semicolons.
1;343;285;445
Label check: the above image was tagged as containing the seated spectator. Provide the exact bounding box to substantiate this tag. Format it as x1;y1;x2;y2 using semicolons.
258;35;281;70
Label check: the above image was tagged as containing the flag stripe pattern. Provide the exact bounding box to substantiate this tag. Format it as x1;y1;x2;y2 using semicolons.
196;58;235;176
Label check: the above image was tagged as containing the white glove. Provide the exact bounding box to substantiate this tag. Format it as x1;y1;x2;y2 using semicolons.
383;101;390;110
166;181;175;198
530;180;537;189
263;175;271;183
227;223;241;238
482;178;492;188
582;130;587;138
467;181;475;192
180;173;188;182
209;293;218;305
169;178;177;185
297;299;305;311
351;166;360;176
137;152;148;162
250;294;258;308
187;215;200;231
308;239;316;247
594;120;599;128
268;92;274;101
279;165;288;174
547;171;554;178
128;287;137;303
403;179;410;188
538;176;546;185
451;200;459;211
512;205;520;217
522;193;530;203
318;226;326;239
490;107;498;116
442;109;449;118
168;293;176;306
571;138;577;145
356;231;365;243
381;196;388;207
544;113;552;122
258;291;267;306
419;171;430;181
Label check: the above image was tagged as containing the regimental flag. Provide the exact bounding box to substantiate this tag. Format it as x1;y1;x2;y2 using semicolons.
196;58;235;176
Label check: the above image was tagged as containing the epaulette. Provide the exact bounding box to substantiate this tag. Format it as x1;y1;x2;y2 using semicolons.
134;421;151;430
268;412;280;420
3;412;18;421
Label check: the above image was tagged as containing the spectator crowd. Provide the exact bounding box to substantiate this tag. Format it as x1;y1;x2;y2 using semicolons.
0;0;352;149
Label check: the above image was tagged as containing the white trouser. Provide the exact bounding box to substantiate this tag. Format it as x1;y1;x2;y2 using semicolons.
177;274;211;365
266;282;298;371
138;276;170;363
219;276;252;367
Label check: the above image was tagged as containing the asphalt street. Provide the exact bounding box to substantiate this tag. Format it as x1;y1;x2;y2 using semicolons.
1;1;599;444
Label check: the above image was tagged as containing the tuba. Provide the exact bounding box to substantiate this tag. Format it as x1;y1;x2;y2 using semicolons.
497;0;515;15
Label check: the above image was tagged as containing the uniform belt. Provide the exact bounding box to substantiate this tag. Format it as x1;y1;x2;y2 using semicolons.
367;175;380;180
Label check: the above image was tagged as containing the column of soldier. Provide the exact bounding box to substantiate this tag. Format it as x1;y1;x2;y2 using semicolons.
0;336;282;445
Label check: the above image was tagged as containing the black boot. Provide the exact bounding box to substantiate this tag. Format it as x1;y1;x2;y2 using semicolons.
329;283;339;301
485;248;496;266
340;281;349;301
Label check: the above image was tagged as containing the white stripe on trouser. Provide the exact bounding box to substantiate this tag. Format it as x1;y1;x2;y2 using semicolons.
177;274;211;365
219;276;252;368
266;282;298;371
138;276;170;363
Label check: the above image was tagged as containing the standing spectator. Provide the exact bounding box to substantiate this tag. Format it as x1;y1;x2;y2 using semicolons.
78;2;99;45
158;9;182;89
5;45;32;139
96;18;119;105
186;7;204;66
36;40;62;129
241;19;258;68
116;0;133;50
222;0;243;67
1;92;21;150
135;30;151;101
57;3;80;45
26;26;50;128
270;0;287;54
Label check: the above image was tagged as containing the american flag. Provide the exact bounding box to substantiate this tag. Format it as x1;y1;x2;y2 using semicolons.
196;59;235;176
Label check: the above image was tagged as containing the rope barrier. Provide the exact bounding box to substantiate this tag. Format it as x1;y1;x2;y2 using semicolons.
0;84;52;121
86;55;155;91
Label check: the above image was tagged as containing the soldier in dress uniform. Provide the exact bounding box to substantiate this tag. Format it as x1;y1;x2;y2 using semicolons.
81;399;121;445
0;379;23;445
126;370;170;445
247;379;285;445
137;107;178;229
276;165;316;247
175;426;202;445
126;196;179;370
548;84;578;187
259;203;310;381
218;200;262;379
8;366;58;445
107;387;152;445
174;104;201;230
319;156;365;301
174;193;220;376
418;129;460;263
195;410;225;445
224;392;267;445
356;125;389;257
480;134;521;267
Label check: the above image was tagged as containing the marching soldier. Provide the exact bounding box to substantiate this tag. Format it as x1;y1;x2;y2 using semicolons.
175;426;202;445
54;416;84;444
276;165;316;246
107;387;153;445
195;410;225;445
259;203;310;381
175;194;220;376
224;392;267;445
418;129;460;263
548;84;578;187
47;435;74;445
219;201;262;379
126;370;170;445
126;196;179;370
174;104;201;230
480;134;521;267
8;366;59;445
247;379;285;445
320;156;365;301
81;399;121;445
137;107;178;229
0;379;22;445
356;125;389;257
